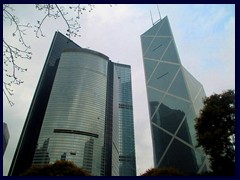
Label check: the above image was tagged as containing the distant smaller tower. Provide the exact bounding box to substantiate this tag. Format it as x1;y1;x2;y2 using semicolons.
3;122;10;155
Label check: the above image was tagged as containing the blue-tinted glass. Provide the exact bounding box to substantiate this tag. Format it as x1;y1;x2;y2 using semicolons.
152;102;185;134
8;32;83;176
182;67;203;100
193;88;206;115
168;69;190;100
147;87;165;102
157;95;191;133
161;40;180;64
114;64;136;176
152;125;172;164
156;17;172;37
142;16;209;174
176;118;193;145
141;36;154;55
182;106;198;147
145;37;172;61
144;59;158;81
160;139;198;174
148;62;180;91
162;95;190;114
33;51;108;176
147;87;165;117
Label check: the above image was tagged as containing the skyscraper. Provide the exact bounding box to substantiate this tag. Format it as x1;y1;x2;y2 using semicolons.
9;32;136;176
9;32;82;176
114;63;136;176
141;16;209;174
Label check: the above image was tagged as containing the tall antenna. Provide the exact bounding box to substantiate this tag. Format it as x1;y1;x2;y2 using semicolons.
156;4;161;20
150;10;154;26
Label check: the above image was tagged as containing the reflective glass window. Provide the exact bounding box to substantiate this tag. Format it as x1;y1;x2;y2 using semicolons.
148;62;180;91
160;139;198;173
152;125;172;164
168;70;190;100
145;37;172;61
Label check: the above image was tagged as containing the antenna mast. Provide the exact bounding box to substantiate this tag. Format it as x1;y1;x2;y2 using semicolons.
150;10;154;26
156;4;161;20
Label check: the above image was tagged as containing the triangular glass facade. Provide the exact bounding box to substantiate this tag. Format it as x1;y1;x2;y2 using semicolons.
141;16;210;174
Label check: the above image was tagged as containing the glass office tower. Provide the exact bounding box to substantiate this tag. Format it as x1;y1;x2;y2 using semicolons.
31;49;113;176
141;16;209;174
9;32;82;176
9;32;136;176
114;63;136;176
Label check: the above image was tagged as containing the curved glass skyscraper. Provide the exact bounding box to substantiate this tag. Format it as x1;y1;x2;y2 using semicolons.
9;32;136;176
141;16;210;174
32;49;110;175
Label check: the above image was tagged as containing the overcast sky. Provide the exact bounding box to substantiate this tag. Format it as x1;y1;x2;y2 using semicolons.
3;4;235;176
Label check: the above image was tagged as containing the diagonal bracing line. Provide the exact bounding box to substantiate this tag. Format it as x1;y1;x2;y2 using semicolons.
157;72;168;79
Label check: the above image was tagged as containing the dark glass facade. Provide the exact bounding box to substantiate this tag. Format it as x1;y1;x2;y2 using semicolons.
141;16;210;174
103;61;120;176
9;32;135;176
31;49;110;176
3;122;10;155
8;32;81;176
114;63;136;176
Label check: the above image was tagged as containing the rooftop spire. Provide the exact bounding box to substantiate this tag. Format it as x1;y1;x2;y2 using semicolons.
156;4;161;20
150;10;154;26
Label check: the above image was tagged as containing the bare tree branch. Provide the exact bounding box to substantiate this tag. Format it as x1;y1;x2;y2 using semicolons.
3;4;32;106
33;4;96;39
34;4;58;38
3;88;14;106
55;4;81;38
3;4;113;106
3;4;32;48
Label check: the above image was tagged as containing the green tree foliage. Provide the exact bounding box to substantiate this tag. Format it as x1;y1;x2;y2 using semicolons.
140;167;185;176
195;90;235;175
20;160;91;176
